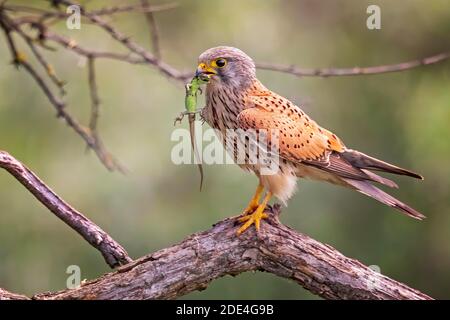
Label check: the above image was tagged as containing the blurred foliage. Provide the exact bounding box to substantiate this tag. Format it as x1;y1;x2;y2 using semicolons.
0;0;449;299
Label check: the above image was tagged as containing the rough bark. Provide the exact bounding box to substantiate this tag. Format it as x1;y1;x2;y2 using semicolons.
0;288;29;300
0;150;432;300
31;205;431;300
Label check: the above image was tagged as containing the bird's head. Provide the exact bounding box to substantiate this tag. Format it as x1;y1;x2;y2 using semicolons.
196;46;256;88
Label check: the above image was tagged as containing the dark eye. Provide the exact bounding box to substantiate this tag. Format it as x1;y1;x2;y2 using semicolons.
215;58;227;68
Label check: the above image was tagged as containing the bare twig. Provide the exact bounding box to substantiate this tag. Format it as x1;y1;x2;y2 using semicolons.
44;30;145;64
57;0;190;81
0;11;124;172
91;2;177;17
2;1;449;174
0;9;20;66
0;151;131;268
13;22;66;93
0;205;431;300
0;11;64;110
3;2;177;20
256;52;450;77
0;2;182;172
84;56;124;172
87;56;100;138
141;0;162;60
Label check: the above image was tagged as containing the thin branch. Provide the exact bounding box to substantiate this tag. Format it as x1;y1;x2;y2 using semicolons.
0;11;125;172
56;0;189;82
1;205;428;300
2;2;449;175
44;30;145;63
0;151;132;268
84;56;125;172
87;56;100;140
13;22;66;94
256;52;450;77
1;2;184;171
42;30;191;83
0;12;64;110
0;9;20;66
90;2;177;17
3;2;177;20
141;0;162;61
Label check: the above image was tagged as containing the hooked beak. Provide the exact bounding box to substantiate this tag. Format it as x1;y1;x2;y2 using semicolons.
195;62;217;78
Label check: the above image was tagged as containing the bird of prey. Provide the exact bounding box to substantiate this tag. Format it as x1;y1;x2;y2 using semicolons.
195;46;424;235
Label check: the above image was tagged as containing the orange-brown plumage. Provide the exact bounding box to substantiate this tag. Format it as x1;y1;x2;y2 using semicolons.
196;46;424;234
242;86;346;161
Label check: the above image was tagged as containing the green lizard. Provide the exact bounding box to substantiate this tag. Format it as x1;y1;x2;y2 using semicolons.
174;74;210;190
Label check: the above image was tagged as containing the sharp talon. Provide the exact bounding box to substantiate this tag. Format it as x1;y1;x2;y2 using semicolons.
236;207;269;235
236;185;269;235
238;215;251;222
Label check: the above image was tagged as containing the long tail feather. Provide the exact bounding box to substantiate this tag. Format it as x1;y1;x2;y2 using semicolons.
342;149;423;180
361;169;398;188
343;178;425;220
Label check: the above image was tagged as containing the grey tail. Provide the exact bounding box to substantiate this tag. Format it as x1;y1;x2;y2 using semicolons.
343;178;425;220
342;149;424;180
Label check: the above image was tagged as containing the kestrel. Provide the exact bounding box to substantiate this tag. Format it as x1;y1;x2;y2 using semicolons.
196;46;424;235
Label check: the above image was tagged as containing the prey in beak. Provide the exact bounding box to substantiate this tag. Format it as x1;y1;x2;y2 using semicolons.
196;62;217;79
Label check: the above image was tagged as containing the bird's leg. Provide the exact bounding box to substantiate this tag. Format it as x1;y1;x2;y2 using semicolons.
241;183;264;216
237;191;272;235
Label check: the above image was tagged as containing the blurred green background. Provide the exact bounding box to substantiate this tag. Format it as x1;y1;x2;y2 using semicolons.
0;0;449;299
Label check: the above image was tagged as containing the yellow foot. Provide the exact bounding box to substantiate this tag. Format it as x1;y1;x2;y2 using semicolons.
237;205;269;235
240;183;264;216
241;202;259;216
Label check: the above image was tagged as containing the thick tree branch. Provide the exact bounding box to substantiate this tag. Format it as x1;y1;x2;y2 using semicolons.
24;205;431;300
0;151;131;268
0;288;29;300
0;151;432;299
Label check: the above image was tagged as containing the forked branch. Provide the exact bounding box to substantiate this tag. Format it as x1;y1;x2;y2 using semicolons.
0;150;432;299
0;201;432;300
